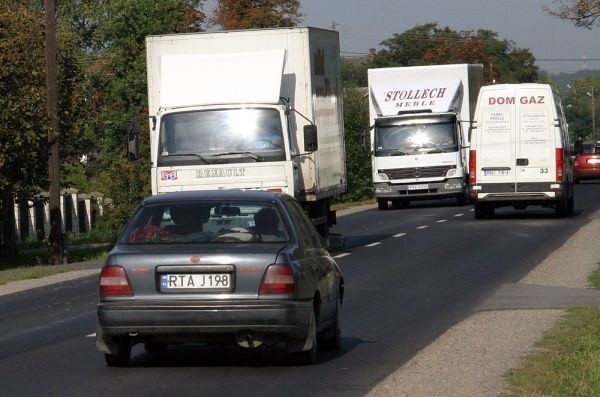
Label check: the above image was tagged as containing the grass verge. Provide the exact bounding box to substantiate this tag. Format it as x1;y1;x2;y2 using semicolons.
0;246;108;286
504;264;600;396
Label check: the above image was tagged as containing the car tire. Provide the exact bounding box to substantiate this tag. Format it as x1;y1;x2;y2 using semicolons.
292;309;317;365
104;340;131;367
319;298;342;350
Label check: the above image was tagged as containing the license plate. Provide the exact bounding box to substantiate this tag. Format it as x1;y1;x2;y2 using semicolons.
408;184;428;190
483;170;510;176
161;273;231;290
588;158;600;164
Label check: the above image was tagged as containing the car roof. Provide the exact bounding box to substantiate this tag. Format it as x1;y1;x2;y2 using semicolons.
141;190;289;205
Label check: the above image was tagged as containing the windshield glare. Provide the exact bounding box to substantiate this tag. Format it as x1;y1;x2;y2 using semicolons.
158;108;285;165
374;122;458;155
121;201;290;244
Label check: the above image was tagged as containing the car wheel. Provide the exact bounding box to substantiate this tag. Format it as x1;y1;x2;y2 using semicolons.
292;309;317;365
104;340;131;367
319;298;342;350
377;199;388;210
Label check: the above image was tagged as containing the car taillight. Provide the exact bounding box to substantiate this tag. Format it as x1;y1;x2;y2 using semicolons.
99;265;133;297
469;150;477;184
259;264;295;295
556;148;564;182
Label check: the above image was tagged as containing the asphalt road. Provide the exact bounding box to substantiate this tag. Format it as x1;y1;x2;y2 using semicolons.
1;182;599;397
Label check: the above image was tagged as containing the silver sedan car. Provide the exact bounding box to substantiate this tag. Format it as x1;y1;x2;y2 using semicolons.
96;190;344;366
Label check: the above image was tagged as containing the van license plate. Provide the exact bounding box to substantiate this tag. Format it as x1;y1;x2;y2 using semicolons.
408;184;428;190
161;274;230;290
483;170;510;176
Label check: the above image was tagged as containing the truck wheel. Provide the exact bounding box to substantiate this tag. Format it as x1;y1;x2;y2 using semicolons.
555;197;568;217
474;203;491;219
377;199;388;210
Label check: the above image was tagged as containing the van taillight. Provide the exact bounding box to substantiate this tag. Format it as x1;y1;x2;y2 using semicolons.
469;150;477;184
99;265;133;297
555;148;564;182
259;264;295;295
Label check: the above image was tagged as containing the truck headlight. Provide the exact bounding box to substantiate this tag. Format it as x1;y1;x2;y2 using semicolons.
377;172;389;181
446;168;457;177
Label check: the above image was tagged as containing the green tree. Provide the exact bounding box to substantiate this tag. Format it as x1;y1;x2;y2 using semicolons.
564;77;600;140
0;2;50;257
210;0;302;29
339;88;372;202
373;23;538;84
72;0;205;231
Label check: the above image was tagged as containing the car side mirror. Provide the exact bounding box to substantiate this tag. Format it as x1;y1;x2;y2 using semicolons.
126;121;140;161
325;233;345;252
304;124;318;152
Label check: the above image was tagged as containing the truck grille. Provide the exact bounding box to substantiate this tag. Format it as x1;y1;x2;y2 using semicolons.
380;165;454;180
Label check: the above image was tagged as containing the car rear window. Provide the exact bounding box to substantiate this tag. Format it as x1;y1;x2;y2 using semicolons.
120;201;289;244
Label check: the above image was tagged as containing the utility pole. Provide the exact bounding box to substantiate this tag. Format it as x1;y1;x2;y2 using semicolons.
45;0;63;265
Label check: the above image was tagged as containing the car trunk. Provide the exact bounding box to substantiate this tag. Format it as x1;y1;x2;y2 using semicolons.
111;244;286;300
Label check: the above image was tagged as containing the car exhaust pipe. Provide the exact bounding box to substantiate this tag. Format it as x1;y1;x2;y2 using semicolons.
236;333;264;348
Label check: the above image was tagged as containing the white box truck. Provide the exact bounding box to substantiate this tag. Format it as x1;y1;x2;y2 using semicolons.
468;83;574;218
367;64;483;210
130;27;346;235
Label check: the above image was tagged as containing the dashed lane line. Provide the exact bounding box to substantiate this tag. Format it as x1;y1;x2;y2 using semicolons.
333;253;351;259
365;242;382;247
416;225;429;230
454;213;464;217
393;233;407;238
436;219;447;223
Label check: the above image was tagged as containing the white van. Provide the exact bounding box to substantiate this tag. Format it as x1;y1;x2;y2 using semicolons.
468;83;574;218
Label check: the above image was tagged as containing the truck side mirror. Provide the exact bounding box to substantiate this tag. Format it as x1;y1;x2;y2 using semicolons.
304;124;318;152
126;121;140;161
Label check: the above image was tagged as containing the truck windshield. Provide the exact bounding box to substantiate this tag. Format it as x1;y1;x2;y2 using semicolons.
158;108;285;166
374;121;458;156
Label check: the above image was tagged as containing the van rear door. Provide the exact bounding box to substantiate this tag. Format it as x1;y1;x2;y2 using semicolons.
513;85;556;190
477;85;556;191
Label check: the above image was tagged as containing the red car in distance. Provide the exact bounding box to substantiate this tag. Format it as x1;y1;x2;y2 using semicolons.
573;141;600;183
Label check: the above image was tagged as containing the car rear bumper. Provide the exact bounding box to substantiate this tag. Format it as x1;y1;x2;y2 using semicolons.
470;181;570;202
574;168;600;179
97;299;313;353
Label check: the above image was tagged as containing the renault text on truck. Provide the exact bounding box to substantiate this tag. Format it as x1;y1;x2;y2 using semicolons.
128;27;346;236
468;83;574;218
367;64;483;210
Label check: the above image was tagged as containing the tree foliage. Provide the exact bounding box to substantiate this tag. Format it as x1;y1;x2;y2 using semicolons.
210;0;302;29
544;0;600;28
564;77;600;140
373;23;539;84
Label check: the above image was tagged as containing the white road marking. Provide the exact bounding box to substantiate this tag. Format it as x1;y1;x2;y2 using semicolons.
436;219;447;223
454;213;464;217
393;233;407;238
86;333;96;338
366;242;382;247
333;253;351;259
416;226;429;230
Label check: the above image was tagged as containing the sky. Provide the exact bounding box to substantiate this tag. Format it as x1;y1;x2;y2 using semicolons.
204;0;600;75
